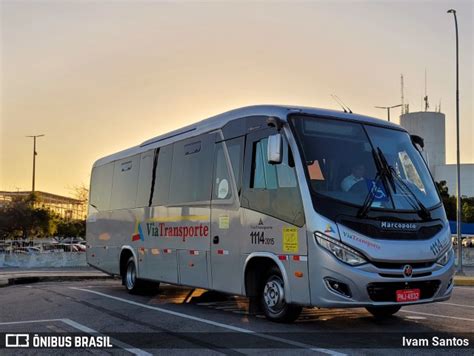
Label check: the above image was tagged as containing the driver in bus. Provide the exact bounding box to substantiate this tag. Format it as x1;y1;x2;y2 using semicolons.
341;163;366;192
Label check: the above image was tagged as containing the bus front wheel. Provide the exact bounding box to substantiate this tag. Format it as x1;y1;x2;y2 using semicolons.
261;266;302;323
366;305;401;318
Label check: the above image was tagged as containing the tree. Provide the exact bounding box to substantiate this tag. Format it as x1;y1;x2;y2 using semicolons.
0;194;56;239
56;219;86;238
463;198;474;223
435;181;474;223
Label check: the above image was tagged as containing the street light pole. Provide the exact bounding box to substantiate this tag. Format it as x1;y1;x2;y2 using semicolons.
26;134;45;193
375;104;402;122
447;9;463;274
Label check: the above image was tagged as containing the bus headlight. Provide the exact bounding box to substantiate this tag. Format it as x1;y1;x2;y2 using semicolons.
436;247;453;266
315;232;367;266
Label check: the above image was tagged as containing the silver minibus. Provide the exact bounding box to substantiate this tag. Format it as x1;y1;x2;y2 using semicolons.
87;105;454;322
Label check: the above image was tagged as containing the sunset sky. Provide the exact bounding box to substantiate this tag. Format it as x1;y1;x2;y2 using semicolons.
1;1;472;197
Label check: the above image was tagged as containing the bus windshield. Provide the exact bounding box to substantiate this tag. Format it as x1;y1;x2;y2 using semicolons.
290;115;441;212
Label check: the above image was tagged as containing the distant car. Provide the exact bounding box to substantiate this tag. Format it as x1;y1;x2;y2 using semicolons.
42;242;67;252
13;247;41;255
60;237;85;244
462;237;474;248
75;244;87;252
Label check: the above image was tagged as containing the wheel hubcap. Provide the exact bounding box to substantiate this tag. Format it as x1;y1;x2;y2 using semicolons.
126;262;136;289
263;276;285;312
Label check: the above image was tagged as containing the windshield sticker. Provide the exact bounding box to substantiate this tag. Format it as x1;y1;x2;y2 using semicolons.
342;231;381;250
365;179;389;202
219;215;229;229
283;227;298;253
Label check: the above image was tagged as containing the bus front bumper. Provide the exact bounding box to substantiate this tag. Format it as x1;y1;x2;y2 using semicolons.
308;249;456;308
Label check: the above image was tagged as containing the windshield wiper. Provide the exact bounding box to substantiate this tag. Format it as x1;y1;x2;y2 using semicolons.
357;172;382;218
376;147;431;220
357;149;389;218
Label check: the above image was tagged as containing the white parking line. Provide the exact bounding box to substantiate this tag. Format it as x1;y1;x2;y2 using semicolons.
440;302;474;309
400;309;474;322
0;319;63;325
0;318;151;356
70;287;346;356
60;319;151;356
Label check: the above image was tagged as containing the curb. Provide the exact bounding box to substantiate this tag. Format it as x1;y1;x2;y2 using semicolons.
0;274;116;287
454;276;474;287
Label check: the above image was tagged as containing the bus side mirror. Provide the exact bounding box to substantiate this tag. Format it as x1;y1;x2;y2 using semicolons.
267;134;283;164
411;135;424;150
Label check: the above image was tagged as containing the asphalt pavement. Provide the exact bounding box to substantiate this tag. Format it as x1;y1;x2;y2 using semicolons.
0;278;473;355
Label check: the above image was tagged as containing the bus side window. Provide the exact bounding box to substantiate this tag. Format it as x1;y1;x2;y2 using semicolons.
213;137;244;200
89;162;114;211
110;154;140;210
151;144;173;206
135;149;155;208
244;134;304;227
168;134;214;204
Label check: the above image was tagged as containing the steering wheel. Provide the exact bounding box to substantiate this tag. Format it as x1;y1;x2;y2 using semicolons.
348;179;368;196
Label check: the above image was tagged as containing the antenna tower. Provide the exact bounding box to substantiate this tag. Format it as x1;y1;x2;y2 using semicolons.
424;69;430;111
401;74;405;115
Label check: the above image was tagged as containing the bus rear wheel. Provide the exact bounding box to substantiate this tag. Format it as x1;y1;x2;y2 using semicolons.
124;257;140;293
261;266;302;323
124;257;159;294
366;305;401;318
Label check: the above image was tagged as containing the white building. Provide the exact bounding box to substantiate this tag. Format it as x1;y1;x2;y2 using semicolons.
400;111;474;197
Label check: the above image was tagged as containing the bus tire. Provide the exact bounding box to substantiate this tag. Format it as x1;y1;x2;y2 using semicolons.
123;257;143;294
260;266;302;323
366;305;401;318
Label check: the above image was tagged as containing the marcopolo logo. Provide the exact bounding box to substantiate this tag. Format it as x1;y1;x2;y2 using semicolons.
380;221;418;231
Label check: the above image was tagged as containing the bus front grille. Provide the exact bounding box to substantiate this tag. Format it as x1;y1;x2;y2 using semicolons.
367;280;440;302
371;260;434;269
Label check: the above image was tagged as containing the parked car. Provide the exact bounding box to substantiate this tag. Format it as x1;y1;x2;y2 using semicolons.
60;237;85;244
13;247;41;255
73;243;87;252
452;236;458;246
462;237;474;248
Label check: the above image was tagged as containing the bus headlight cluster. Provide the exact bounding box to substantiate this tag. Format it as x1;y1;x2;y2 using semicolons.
436;247;453;266
315;232;367;266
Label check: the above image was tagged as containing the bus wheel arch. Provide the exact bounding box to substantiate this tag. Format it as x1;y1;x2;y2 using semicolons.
243;253;301;322
120;247;137;284
244;255;279;298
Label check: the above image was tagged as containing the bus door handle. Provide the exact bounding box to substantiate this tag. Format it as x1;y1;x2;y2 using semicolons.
213;236;219;244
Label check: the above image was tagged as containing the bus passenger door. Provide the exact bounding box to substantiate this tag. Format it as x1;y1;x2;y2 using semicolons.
210;136;244;294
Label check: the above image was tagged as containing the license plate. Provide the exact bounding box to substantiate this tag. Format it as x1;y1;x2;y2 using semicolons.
396;288;420;302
